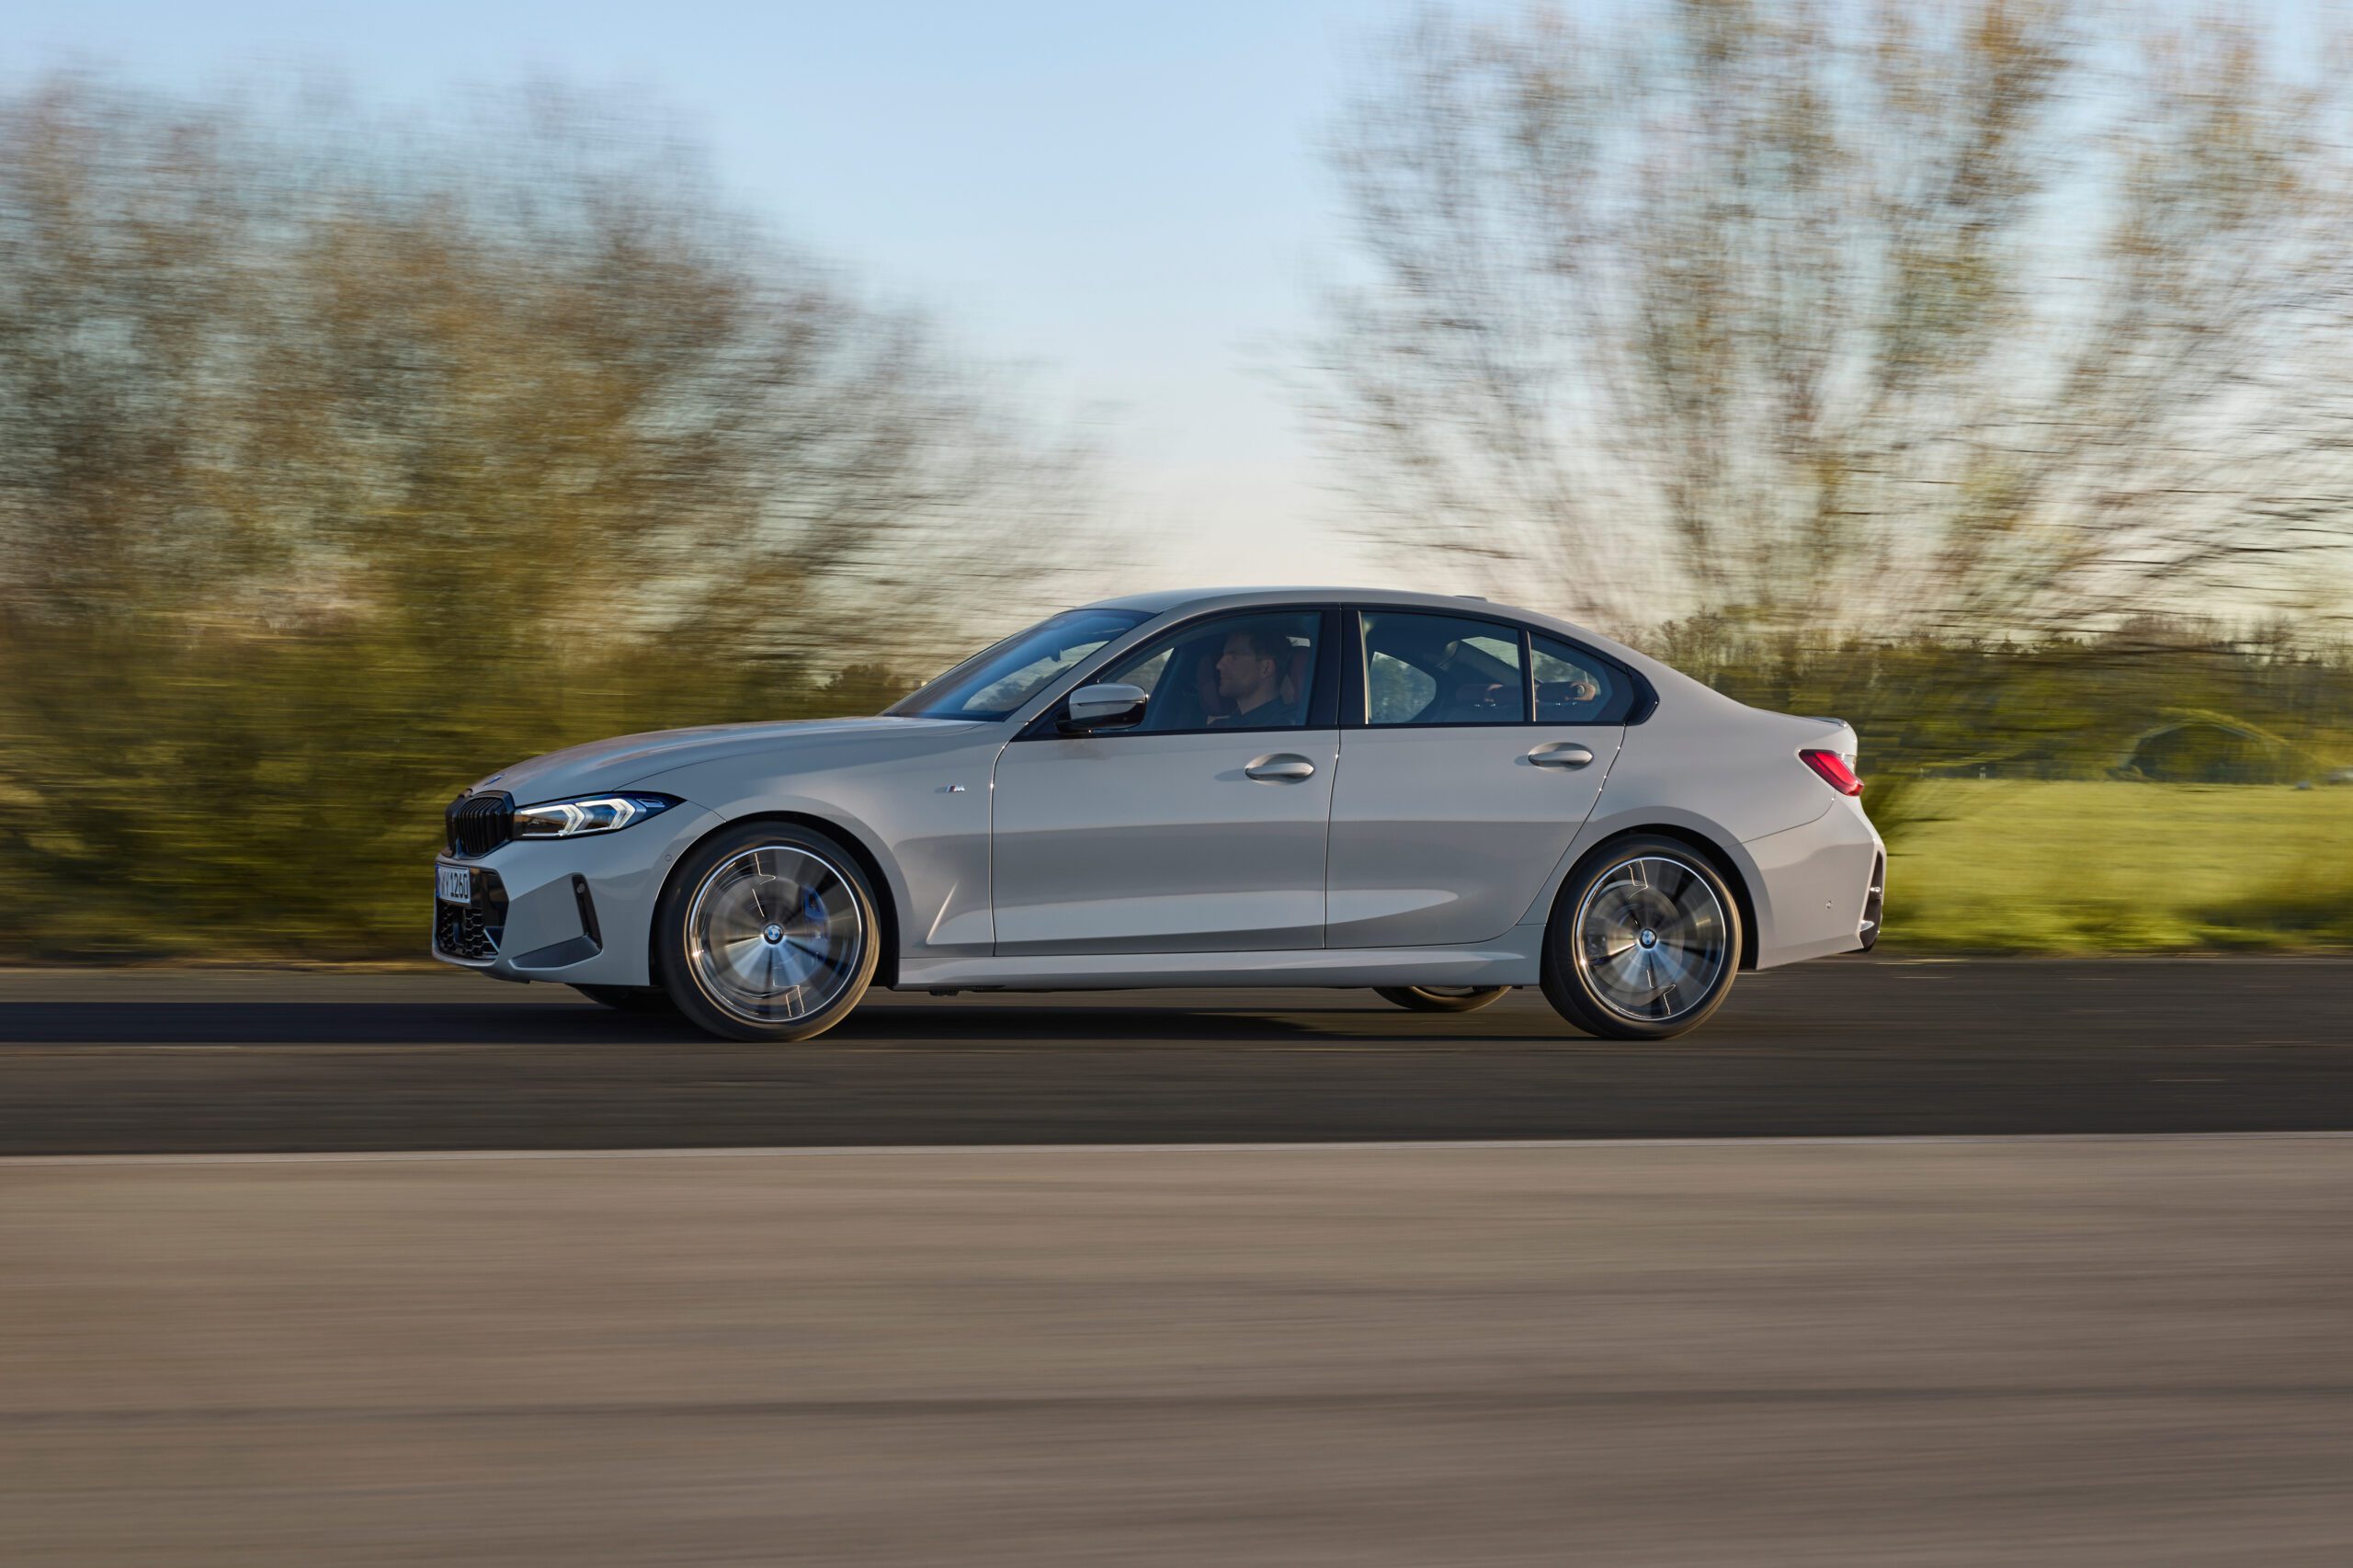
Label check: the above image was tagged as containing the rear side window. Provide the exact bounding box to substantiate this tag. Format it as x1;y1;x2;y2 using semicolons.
1361;611;1527;725
1531;632;1636;724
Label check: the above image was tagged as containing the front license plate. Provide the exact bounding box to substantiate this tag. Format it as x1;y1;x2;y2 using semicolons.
437;865;472;903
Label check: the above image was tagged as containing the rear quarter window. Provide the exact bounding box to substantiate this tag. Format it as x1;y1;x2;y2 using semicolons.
1531;631;1638;724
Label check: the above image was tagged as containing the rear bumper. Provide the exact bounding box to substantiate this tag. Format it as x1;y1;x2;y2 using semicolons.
1743;799;1885;969
1859;850;1886;951
428;805;720;985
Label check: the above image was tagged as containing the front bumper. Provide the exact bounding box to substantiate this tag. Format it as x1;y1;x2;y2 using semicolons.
430;804;721;985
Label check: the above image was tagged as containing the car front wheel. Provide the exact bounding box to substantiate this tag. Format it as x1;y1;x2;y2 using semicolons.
1540;836;1741;1040
655;822;880;1042
1374;984;1510;1014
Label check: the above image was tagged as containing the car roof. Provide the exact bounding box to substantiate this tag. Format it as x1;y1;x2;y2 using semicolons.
1074;585;1675;686
1082;585;1490;616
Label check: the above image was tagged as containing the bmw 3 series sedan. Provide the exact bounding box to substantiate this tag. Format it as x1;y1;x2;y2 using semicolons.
433;588;1884;1041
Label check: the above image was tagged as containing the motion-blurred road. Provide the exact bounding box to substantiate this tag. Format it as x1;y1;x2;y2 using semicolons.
6;960;2352;1564
6;1139;2351;1565
0;958;2348;1153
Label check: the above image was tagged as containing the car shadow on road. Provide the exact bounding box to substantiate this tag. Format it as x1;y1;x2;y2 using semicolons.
0;998;1574;1049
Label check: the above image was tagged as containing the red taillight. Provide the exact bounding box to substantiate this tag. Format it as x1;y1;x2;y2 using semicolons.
1800;748;1864;796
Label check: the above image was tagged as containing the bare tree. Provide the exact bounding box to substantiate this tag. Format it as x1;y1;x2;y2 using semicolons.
1307;1;2353;639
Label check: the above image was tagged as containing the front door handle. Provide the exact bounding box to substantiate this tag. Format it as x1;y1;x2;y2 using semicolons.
1528;742;1596;770
1245;754;1317;783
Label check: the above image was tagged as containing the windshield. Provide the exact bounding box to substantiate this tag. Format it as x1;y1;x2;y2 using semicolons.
885;608;1150;720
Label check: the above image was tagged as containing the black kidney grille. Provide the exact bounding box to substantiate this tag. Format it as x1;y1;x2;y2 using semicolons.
445;791;516;858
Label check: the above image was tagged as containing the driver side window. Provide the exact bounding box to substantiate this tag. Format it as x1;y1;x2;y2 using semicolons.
1094;610;1324;734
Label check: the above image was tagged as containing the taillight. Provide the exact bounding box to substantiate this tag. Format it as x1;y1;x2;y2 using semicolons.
1799;749;1864;796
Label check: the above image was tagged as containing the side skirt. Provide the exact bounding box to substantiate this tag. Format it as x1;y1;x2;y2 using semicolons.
892;935;1543;993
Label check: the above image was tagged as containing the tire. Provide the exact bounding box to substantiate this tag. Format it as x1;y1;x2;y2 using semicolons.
654;821;881;1043
1374;984;1511;1014
1540;835;1742;1041
571;984;677;1013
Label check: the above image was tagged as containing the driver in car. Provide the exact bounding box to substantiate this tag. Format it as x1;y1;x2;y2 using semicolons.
1207;628;1296;727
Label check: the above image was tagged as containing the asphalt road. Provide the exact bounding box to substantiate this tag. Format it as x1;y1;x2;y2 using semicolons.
9;962;2352;1563
6;1140;2350;1565
2;957;2350;1153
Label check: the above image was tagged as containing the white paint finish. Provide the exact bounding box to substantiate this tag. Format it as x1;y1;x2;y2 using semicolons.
475;715;985;807
989;729;1341;954
1608;703;1850;847
1741;800;1882;967
1324;723;1620;946
1507;704;1874;947
631;724;1008;970
438;804;722;988
431;587;1888;1010
897;933;1540;992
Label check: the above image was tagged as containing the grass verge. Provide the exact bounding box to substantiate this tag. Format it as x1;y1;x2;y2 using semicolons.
1882;780;2353;950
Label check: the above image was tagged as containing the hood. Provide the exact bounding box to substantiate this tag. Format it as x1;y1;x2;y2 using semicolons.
465;715;984;803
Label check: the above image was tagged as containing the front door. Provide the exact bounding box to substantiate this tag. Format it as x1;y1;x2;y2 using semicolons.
1324;610;1625;947
991;608;1338;955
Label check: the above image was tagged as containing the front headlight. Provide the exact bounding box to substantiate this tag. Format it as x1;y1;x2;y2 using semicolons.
512;792;682;839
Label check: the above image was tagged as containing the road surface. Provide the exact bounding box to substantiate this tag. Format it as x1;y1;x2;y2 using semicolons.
6;1138;2350;1565
0;958;2349;1153
5;960;2349;1562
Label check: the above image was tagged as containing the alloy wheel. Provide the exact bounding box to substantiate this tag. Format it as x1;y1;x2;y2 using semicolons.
684;845;867;1025
1571;855;1730;1023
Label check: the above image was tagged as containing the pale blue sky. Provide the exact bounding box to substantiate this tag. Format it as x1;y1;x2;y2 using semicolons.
23;2;2335;607
17;0;1401;587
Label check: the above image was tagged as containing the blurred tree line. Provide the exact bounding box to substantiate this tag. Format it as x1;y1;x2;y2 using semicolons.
1654;616;2353;835
0;79;1086;959
6;1;2353;964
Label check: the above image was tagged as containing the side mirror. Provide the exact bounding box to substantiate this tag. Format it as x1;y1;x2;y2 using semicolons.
1061;682;1147;733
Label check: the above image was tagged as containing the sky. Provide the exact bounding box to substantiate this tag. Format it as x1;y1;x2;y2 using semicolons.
16;0;1404;591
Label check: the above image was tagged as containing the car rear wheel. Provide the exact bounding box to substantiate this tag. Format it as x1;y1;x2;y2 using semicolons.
1374;984;1510;1014
655;822;880;1042
571;984;676;1013
1540;836;1740;1040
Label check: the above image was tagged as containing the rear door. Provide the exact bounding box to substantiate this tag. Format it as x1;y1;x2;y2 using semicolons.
991;607;1342;955
1324;608;1630;948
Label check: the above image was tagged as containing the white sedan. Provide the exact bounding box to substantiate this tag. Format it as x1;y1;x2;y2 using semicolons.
432;587;1884;1041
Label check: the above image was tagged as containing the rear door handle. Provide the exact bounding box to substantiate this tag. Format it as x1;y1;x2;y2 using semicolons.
1528;742;1595;770
1245;754;1316;783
